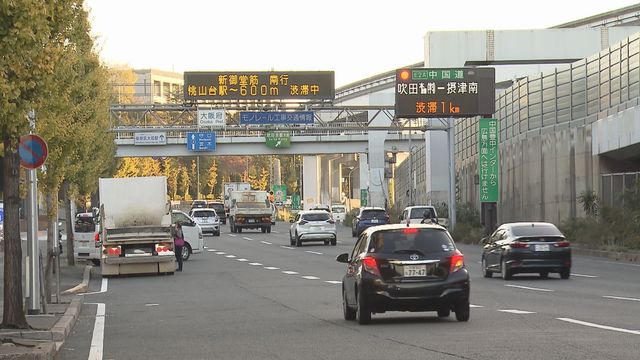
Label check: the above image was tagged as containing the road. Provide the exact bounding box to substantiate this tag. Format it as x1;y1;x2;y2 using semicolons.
56;223;640;360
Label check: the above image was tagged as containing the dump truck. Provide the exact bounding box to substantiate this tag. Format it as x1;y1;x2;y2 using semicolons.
98;176;175;276
228;190;272;233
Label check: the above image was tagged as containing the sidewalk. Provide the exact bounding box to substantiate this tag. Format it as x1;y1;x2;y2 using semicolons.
0;234;90;360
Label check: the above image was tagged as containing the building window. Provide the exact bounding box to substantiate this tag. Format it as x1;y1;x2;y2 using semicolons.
163;82;170;97
153;81;161;97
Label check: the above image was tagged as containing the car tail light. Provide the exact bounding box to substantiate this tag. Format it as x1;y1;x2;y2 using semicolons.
450;250;464;273
299;220;308;225
327;219;335;224
94;233;100;242
403;227;419;234
511;241;530;248
362;256;381;276
554;241;570;248
155;243;173;255
103;246;121;256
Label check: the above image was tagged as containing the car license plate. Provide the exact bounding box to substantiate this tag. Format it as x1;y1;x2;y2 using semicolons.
403;265;426;277
535;244;550;251
371;219;379;223
248;219;255;223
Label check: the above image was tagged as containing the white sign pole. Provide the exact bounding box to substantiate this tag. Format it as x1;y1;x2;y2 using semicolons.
26;110;41;314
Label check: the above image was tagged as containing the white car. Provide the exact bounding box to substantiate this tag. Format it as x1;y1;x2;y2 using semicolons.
289;210;337;247
73;212;101;265
331;205;346;223
399;205;446;227
171;210;204;261
271;202;277;225
189;208;221;236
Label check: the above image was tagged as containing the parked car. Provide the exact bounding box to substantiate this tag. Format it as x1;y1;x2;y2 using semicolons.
337;224;470;324
171;210;204;261
289;210;337;246
399;205;441;225
190;199;207;210
352;207;389;237
189;208;221;236
331;205;346;223
207;201;226;224
480;222;571;280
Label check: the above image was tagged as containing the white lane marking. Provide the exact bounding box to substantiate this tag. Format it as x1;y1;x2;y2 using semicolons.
203;246;208;249
225;255;237;258
505;284;554;292
260;241;272;245
572;273;598;278
207;249;217;252
87;303;105;360
557;317;640;335
282;271;299;275
236;258;248;262
83;278;109;296
325;281;342;284
145;303;159;307
229;234;237;237
264;267;280;270
470;305;484;308
243;237;254;241
249;262;263;266
272;231;279;233
208;249;217;252
302;276;320;280
215;252;226;255
281;246;295;250
603;295;640;302
498;309;536;314
305;251;323;255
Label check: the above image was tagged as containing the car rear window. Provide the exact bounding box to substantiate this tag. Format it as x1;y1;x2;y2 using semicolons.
331;207;345;213
511;224;563;237
409;208;435;219
302;213;330;222
192;210;216;218
209;204;225;212
361;210;387;219
74;216;95;233
368;229;455;254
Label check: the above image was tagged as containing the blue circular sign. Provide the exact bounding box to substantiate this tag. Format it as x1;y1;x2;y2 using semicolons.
19;134;48;169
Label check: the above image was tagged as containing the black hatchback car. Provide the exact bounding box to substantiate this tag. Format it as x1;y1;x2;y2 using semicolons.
336;224;470;324
481;222;571;280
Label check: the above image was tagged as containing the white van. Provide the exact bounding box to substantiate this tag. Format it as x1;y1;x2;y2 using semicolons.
331;205;346;223
73;212;101;265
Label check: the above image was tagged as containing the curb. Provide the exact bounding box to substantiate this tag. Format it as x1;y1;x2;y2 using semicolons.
572;247;640;263
63;265;92;294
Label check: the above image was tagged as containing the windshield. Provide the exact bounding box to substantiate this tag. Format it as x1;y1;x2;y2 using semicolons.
302;213;330;222
368;228;455;254
74;215;96;233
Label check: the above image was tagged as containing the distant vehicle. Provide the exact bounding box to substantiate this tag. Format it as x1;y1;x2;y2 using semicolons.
310;204;331;213
191;200;207;210
289;210;337;246
337;224;470;324
399;206;442;226
331;205;346;223
228;190;271;233
207;201;226;224
189;208;221;236
351;207;389;237
481;222;571;280
223;182;251;213
73;212;101;265
270;202;277;225
171;210;205;261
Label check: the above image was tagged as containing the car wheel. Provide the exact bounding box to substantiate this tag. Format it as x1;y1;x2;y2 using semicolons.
351;227;356;237
560;268;570;279
261;227;267;233
267;226;271;234
539;271;549;279
295;233;302;247
237;227;242;233
331;238;337;246
454;299;470;322
289;233;295;246
482;257;492;278
324;240;330;246
343;287;356;321
215;230;220;236
182;244;192;261
437;307;450;318
230;222;235;233
355;290;371;325
501;258;512;280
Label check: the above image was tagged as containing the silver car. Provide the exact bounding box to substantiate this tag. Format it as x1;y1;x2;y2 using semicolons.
289;210;337;247
189;208;220;236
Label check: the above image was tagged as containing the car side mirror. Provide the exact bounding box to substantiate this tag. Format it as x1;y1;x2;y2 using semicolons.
480;237;488;244
289;219;294;223
336;253;349;263
398;215;403;221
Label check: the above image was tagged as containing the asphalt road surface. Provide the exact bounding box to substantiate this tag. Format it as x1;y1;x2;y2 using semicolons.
56;223;640;360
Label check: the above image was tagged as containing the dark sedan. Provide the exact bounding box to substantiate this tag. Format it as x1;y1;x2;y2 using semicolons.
336;224;470;324
481;222;571;280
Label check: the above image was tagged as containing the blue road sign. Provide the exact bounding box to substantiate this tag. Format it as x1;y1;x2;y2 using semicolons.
0;205;4;224
239;111;314;125
186;132;216;151
19;134;48;169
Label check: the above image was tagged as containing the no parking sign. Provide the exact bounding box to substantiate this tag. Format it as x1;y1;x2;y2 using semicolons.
19;134;48;170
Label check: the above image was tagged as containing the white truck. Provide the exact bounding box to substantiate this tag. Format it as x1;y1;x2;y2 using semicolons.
228;190;272;233
98;176;175;276
223;182;251;213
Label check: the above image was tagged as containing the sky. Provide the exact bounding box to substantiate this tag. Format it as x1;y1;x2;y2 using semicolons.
84;0;640;87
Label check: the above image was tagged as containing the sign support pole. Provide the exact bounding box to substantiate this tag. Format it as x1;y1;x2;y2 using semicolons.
447;118;456;232
26;110;41;314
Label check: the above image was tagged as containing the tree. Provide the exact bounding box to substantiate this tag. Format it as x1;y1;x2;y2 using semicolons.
178;165;190;200
207;160;218;198
140;157;161;177
162;158;179;200
0;0;85;329
578;190;599;217
115;158;141;177
256;167;270;191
